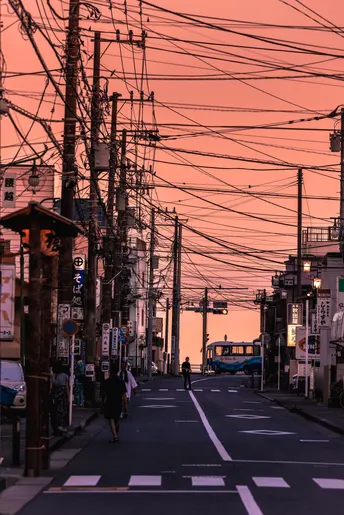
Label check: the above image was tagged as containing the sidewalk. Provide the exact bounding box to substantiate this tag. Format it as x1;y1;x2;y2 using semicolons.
0;408;98;491
256;388;344;435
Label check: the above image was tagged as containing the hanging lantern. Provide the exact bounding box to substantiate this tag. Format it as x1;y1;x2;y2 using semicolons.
303;260;311;273
21;229;59;256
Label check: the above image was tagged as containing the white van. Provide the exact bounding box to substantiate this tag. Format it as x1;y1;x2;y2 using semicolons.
0;360;27;410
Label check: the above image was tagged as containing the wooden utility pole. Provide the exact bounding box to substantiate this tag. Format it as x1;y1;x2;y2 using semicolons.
25;217;42;477
297;168;303;298
147;209;155;379
40;254;53;470
86;32;101;371
202;287;208;375
58;0;80;306
175;223;182;375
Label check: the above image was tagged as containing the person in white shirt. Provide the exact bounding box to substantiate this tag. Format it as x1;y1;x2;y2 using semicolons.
118;361;138;417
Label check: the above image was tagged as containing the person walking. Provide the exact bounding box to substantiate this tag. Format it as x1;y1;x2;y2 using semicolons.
102;363;127;442
182;357;192;390
118;361;137;417
74;356;85;407
51;361;69;435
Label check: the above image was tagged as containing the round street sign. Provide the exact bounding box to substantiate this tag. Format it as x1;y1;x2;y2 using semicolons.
63;319;78;336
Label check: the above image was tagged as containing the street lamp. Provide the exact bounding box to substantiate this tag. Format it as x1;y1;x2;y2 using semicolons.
303;260;311;273
312;276;322;289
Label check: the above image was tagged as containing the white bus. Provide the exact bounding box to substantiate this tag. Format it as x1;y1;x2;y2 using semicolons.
207;341;262;375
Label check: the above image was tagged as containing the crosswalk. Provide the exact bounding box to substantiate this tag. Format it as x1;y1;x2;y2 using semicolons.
140;388;238;393
53;474;344;491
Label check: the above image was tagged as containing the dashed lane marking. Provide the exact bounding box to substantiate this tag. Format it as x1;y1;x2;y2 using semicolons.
190;476;225;487
313;478;344;489
129;476;162;487
253;477;289;488
63;476;101;487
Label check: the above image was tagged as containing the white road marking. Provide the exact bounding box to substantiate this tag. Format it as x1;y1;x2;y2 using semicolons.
300;440;329;443
226;415;270;420
141;389;151;391
182;464;222;467
139;405;177;409
63;476;101;487
243;401;261;404
176;389;185;391
45;489;237;495
129;475;162;487
190;476;225;487
191;377;214;385
193;389;203;392
232;459;344;466
211;389;221;392
236;485;264;515
145;398;176;401
228;390;238;393
270;406;284;410
159;389;169;391
240;430;296;436
253;477;289;488
313;478;344;489
189;391;232;461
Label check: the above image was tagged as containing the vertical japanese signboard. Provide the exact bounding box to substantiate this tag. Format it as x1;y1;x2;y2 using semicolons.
2;174;16;208
71;255;85;320
102;323;110;358
57;304;71;362
316;289;331;328
337;277;344;311
0;265;15;340
287;303;303;326
111;327;119;357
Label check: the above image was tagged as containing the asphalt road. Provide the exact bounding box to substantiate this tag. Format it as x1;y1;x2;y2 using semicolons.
18;374;344;515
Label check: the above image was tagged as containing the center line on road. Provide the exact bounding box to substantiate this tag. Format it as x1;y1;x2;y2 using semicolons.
236;485;264;515
189;391;232;461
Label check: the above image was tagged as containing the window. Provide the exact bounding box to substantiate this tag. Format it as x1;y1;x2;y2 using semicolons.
231;346;244;356
245;346;254;356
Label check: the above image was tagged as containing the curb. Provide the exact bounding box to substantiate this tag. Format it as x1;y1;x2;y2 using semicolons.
255;391;344;436
49;411;99;453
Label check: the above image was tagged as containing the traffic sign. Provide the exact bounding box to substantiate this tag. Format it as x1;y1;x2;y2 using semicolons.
63;319;78;336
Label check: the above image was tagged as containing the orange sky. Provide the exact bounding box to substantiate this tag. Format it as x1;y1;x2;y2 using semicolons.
2;0;344;364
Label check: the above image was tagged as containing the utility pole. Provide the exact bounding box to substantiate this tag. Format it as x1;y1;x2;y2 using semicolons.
171;217;179;375
340;109;344;253
86;32;101;373
175;223;182;375
164;297;169;373
147;209;155;379
202;287;208;375
57;0;80;358
297;168;303;298
102;94;120;331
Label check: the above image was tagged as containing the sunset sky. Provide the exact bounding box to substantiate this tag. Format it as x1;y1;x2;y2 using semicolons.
1;0;343;364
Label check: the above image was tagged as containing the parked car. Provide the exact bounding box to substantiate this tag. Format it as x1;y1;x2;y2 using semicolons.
0;360;26;410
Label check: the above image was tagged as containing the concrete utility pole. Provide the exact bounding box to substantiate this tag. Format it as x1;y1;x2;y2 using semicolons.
58;0;80;301
119;130;129;328
340;109;344;253
147;209;155;379
297;168;303;298
86;32;101;371
171;217;179;375
102;94;120;328
202;287;208;375
175;223;182;375
164;297;170;372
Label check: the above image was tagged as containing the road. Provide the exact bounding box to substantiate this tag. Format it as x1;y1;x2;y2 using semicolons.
17;374;344;515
